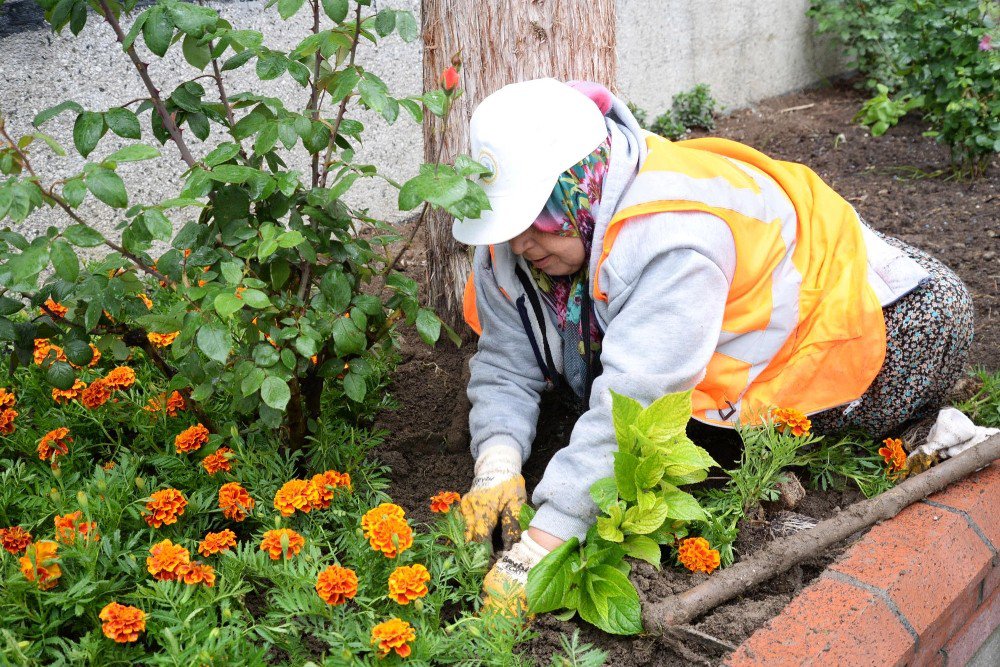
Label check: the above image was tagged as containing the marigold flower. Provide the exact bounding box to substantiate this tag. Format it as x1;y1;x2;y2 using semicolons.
99;601;146;643
218;482;255;521
147;331;179;348
80;379;111;409
198;529;237;557
166;391;186;416
678;537;721;575
273;479;313;517
146;539;191;581
137;293;154;310
879;437;907;473
20;540;61;589
52;379;87;404
42;297;68;318
34;338;67;365
387;564;430;604
175;423;210;454
0;408;16;435
177;560;216;587
363;508;413;559
144;488;187;528
308;470;352;510
773;407;812;437
0;387;15;409
0;526;32;554
430;491;461;513
37;427;73;463
371;618;416;658
316;564;359;606
202;447;234;475
260;528;305;560
102;460;116;471
361;503;406;536
103;366;136;391
54;511;99;544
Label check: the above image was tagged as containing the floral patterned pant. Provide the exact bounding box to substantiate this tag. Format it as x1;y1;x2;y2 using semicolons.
810;234;975;439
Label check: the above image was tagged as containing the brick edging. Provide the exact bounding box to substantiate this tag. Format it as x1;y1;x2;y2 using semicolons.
726;462;1000;666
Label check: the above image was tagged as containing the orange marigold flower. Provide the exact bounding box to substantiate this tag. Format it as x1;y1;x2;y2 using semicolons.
146;539;191;581
387;564;430;604
365;516;413;559
260;528;305;560
0;526;32;554
371;618;416;659
678;537;721;575
429;491;461;514
42;297;68;318
308;470;352;510
147;331;179;348
316;564;359;606
99;601;146;643
80;379;111;409
177;560;215;587
198;529;237;557
218;482;255;521
33;338;67;365
137;293;154;310
175;423;210;455
202;447;234;475
144;488;187;528
879;437;907;473
772;407;812;437
102;460;116;471
361;503;406;537
103;366;136;391
20;540;61;590
52;379;87;404
0;387;15;409
37;427;73;463
273;479;313;517
0;408;16;435
166;391;186;416
54;511;99;544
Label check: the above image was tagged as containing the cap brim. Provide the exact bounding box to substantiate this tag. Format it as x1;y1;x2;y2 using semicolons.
451;175;557;246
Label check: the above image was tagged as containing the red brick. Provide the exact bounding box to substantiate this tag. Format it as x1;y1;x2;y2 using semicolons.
929;462;1000;551
912;582;980;665
829;502;992;636
726;578;914;667
986;560;1000;597
941;586;1000;667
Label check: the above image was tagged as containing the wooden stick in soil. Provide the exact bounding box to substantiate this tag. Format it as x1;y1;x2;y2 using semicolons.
643;433;1000;632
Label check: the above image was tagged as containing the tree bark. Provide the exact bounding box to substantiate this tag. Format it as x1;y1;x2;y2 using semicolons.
421;0;617;329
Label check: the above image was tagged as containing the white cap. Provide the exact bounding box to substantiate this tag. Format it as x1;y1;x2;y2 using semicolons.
452;78;608;246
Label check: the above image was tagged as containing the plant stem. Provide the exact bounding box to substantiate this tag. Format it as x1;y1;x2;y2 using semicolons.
319;2;365;189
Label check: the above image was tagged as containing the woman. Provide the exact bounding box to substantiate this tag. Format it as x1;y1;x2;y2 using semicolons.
453;78;990;609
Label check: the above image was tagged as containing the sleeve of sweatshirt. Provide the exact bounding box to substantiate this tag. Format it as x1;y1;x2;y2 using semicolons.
530;211;735;542
466;246;548;463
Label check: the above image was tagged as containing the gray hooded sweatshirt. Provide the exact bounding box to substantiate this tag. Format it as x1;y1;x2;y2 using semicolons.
466;92;929;542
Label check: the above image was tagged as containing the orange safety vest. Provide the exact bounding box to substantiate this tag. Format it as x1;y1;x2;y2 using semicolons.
464;135;887;426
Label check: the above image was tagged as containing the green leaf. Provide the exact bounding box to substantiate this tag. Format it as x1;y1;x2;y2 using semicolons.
182;34;212;70
415;308;441;344
256;51;287;80
320;269;352;312
204;143;242;167
50;239;79;281
122;7;149;50
197;323;232;363
62;224;104;247
622;535;661;568
398;169;467;211
103;145;160;163
398;98;423;123
321;0;349;23
63;340;94;367
168;3;218;37
611;389;643;453
278;0;306;19
423;90;448;117
240;367;266;397
661;488;707;522
254;123;279;155
33;100;83;128
596;503;626;543
45;361;76;391
210;164;259;184
276;230;303;248
222;49;255;72
661;439;718;478
142;209;173;242
240;289;270;309
332;316;366;356
253;343;279;367
214;293;245;317
621;493;669;535
634;452;665;490
519;504;537;531
358;75;396;123
62;178;87;208
104;108;141;139
526;538;581;614
343;372;366;402
636;390;692;445
589;477;618;512
374;8;396;36
614;451;640;502
260;376;290;410
73;111;106;158
396;11;418;42
578;566;643;635
142;6;174;57
85;168;128;208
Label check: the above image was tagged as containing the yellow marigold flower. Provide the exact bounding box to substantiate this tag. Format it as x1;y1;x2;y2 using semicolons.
146;539;191;581
429;491;461;513
37;427;72;463
678;537;721;575
144;488;187;528
103;366;136;391
879;437;907;473
361;503;406;537
177;561;215;587
175;423;210;455
371;618;416;658
260;528;305;560
0;408;16;435
0;526;32;554
0;387;15;409
54;511;99;545
20;540;61;590
316;564;358;606
198;529;237;557
42;297;68;318
33;338;67;365
365;516;413;559
773;407;812;437
202;447;234;475
99;602;146;643
273;479;313;517
147;331;179;348
52;379;87;404
308;470;352;510
387;564;430;604
137;293;154;310
80;379;111;409
218;482;255;522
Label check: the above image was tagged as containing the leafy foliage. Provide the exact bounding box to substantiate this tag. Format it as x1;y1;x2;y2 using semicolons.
954;368;1000;428
630;84;718;140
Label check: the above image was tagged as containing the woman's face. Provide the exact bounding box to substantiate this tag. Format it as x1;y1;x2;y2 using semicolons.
508;226;586;276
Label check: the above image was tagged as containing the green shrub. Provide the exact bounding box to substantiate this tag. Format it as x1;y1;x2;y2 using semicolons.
631;84;718;141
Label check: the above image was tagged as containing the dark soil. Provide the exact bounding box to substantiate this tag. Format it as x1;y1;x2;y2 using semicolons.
374;80;999;665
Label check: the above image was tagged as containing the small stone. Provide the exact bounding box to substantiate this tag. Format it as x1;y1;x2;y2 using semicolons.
765;471;807;511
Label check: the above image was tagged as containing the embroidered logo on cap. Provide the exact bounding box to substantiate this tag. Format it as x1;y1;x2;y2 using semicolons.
478;149;498;185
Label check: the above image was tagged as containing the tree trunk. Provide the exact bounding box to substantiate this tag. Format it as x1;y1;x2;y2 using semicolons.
421;0;617;329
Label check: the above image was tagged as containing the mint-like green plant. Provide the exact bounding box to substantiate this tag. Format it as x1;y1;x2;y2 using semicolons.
525;390;716;635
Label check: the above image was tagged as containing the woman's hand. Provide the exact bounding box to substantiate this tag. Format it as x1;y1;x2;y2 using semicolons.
481;532;550;617
460;446;526;550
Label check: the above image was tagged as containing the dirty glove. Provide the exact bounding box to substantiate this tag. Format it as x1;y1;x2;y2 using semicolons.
909;407;999;465
461;445;526;550
481;532;549;617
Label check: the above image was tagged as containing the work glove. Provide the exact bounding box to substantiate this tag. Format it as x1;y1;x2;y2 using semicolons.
907;407;999;471
460;445;526;550
481;532;549;617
